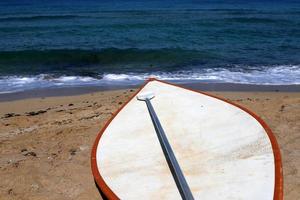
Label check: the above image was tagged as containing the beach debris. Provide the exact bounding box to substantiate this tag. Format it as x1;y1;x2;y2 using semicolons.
4;113;14;118
79;113;101;121
130;89;134;92
79;145;88;151
7;188;14;195
51;153;58;158
12;162;20;168
52;119;72;125
47;153;58;161
26;110;47;116
56;130;63;135
21;149;37;157
280;105;285;112
68;103;74;106
3;113;20;118
118;102;123;105
69;148;77;155
26;152;36;157
31;183;39;192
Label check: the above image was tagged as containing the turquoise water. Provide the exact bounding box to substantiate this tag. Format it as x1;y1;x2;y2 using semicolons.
0;0;300;93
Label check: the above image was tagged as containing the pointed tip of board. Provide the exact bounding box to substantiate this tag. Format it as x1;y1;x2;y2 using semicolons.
147;77;158;82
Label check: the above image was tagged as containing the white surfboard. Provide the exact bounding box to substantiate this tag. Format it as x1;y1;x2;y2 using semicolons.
91;79;283;200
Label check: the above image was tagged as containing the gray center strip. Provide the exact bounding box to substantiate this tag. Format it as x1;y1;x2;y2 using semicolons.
142;97;194;200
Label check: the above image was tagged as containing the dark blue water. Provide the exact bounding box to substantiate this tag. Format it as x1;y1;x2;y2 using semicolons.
0;0;300;93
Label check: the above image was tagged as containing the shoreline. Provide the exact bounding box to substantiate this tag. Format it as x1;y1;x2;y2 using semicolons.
0;87;299;199
1;82;299;102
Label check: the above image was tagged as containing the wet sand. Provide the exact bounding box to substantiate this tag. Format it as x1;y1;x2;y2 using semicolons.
0;88;299;199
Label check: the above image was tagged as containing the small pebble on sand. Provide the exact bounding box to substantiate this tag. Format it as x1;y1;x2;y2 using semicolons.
23;151;37;157
69;148;77;155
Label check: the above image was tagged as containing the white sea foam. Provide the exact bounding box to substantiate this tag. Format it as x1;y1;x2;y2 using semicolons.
0;65;299;94
102;65;300;84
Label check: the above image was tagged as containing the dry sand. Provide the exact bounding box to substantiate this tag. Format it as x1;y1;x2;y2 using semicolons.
0;89;299;200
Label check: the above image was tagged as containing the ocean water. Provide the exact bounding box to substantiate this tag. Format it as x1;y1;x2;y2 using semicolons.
0;0;300;93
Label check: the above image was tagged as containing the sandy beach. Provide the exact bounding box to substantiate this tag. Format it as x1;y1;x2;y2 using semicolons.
1;0;300;199
0;87;299;200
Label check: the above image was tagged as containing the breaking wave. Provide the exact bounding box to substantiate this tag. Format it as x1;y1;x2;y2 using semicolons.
0;65;299;94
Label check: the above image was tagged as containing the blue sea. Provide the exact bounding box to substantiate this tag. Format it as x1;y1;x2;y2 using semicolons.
0;0;300;93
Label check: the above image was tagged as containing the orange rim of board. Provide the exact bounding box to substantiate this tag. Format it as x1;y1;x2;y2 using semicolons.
90;78;283;200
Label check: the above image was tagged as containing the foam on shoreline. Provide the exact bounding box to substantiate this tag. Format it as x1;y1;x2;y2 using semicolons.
0;82;299;102
0;65;299;94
